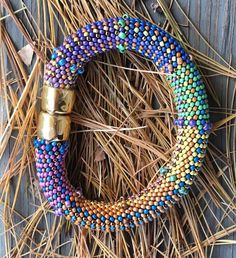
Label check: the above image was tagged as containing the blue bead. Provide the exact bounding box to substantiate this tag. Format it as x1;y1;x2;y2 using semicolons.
65;210;69;215
166;195;171;200
199;129;205;135
159;201;164;206
185;174;191;179
198;138;203;144
179;181;185;187
126;214;132;220
120;225;125;231
110;225;115;231
84;210;89;217
109;216;115;222
77;207;82;213
151;205;157;210
92;214;97;220
77;67;85;74
143;209;149;215
100;216;106;222
80;221;86;227
59;59;66;66
135;212;141;218
196;147;202;154
101;225;106;231
138;219;144;225
70;64;77;72
90;223;96;229
129;222;135;228
45;144;52;151
118;215;123;222
51;52;57;59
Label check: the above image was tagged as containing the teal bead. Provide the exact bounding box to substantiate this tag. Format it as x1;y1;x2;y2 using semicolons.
160;167;168;175
179;187;188;195
169;175;177;182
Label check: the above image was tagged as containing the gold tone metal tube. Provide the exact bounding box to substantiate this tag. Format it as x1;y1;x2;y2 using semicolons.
41;85;76;114
37;111;71;141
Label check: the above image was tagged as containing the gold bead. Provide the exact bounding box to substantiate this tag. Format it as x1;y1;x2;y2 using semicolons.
41;84;75;114
37;111;71;140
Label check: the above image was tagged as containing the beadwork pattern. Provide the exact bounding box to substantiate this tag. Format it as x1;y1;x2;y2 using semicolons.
35;16;211;232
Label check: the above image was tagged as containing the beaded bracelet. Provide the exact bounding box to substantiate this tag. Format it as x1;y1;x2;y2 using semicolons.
34;15;211;232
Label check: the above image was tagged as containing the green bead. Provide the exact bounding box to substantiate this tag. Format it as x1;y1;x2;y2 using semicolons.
118;18;126;27
134;27;139;33
117;44;126;53
118;32;126;39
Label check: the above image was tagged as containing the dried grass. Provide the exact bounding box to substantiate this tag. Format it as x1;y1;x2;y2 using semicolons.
0;0;236;257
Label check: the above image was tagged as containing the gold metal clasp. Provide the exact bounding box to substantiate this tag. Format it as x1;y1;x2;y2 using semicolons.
41;85;76;114
37;111;71;141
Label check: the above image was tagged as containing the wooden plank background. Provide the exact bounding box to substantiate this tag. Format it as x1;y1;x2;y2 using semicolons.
0;0;235;257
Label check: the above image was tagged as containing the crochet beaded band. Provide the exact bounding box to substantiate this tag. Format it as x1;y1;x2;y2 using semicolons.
34;15;211;232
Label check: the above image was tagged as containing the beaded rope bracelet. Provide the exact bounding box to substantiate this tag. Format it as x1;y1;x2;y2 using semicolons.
34;15;211;232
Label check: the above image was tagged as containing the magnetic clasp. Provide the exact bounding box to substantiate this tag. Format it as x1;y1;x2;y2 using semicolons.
41;85;76;114
37;111;71;141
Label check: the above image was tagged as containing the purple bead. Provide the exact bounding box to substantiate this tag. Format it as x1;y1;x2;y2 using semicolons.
189;119;196;127
203;122;212;131
178;118;184;127
65;200;71;207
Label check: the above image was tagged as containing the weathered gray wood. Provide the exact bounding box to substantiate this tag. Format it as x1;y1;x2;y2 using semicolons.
0;0;235;257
